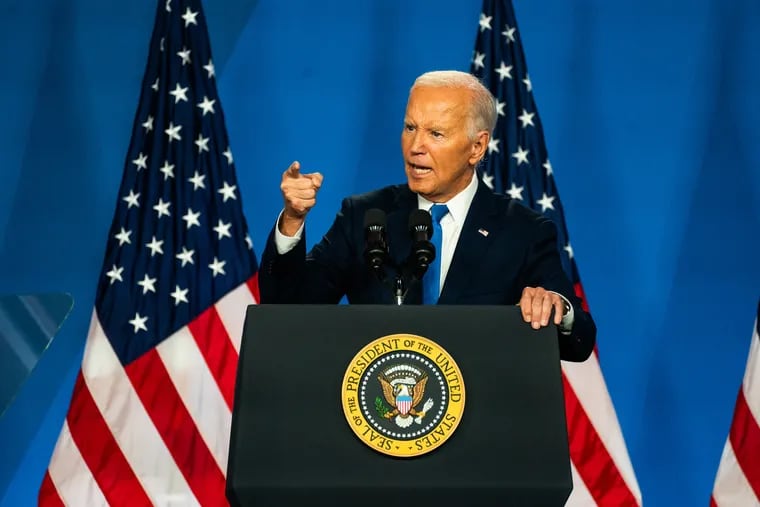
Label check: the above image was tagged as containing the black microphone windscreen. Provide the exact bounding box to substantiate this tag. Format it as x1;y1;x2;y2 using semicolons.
408;208;433;231
406;208;435;277
364;208;387;229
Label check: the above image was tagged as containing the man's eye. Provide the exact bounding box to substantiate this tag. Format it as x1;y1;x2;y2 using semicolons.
432;131;443;138
404;124;415;132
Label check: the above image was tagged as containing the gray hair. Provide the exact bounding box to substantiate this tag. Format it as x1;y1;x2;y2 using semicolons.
411;70;497;140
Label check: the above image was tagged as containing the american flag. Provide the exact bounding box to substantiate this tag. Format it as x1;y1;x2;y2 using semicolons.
470;1;642;505
711;300;760;506
38;0;259;505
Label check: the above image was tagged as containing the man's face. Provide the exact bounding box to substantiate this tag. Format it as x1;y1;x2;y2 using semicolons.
401;85;488;202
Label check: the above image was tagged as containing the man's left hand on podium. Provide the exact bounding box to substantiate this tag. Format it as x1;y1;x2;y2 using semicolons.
518;286;569;330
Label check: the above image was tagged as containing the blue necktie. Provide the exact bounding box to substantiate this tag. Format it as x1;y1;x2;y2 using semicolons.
422;204;449;304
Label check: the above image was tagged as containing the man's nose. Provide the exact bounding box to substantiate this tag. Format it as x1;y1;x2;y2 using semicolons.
410;132;426;154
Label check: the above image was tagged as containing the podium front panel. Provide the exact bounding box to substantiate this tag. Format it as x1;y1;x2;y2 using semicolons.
227;305;571;507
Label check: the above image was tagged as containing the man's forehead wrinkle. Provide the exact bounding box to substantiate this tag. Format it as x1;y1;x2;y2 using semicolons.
407;105;462;127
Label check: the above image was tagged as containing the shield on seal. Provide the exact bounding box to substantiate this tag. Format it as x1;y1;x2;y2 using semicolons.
396;394;412;415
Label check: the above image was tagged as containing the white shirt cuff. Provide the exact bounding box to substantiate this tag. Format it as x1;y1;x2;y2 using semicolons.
549;291;575;334
274;209;304;255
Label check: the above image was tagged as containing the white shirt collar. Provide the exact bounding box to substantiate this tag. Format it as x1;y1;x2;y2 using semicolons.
416;170;479;225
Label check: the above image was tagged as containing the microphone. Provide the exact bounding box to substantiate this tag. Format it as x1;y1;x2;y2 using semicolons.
407;209;436;279
363;208;388;274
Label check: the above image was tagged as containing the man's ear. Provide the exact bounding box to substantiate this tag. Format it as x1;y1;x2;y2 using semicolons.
469;130;490;165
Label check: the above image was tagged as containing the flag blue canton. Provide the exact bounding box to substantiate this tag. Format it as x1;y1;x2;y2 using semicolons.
471;0;579;283
95;0;257;365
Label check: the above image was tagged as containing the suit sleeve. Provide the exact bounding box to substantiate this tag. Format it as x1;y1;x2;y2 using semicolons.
519;217;596;362
259;197;357;304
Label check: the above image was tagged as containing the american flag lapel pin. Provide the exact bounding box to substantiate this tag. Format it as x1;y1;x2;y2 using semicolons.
478;228;489;237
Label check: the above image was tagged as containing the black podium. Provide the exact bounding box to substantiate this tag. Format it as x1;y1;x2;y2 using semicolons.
227;305;571;506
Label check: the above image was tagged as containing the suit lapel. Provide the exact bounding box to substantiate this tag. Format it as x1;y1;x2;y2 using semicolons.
438;181;501;304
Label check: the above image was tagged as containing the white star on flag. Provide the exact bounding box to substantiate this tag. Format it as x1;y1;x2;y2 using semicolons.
182;7;198;27
182;208;201;229
128;312;148;333
223;147;233;165
146;236;164;257
502;25;516;43
188;171;206;190
175;246;195;267
153;198;171;218
177;47;191;65
114;227;132;246
536;192;555;212
472;52;485;70
495;99;506;116
195;134;210;153
218;182;237;202
512;146;529;165
123;190;140;209
106;265;124;284
170;285;189;305
495;61;513;80
479;13;492;31
132;153;148;170
197;96;215;115
159;161;175;180
165;122;182;142
137;274;158;295
208;257;226;277
203;59;215;78
213;219;232;240
518;109;535;128
169;83;189;103
506;183;524;200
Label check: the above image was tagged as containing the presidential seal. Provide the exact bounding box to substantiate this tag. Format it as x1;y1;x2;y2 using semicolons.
341;333;465;458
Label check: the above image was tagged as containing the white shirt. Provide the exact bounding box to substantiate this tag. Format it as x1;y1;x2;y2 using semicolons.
273;171;574;330
415;168;479;295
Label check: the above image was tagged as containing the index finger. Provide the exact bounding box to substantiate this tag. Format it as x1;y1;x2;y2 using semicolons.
519;290;533;322
285;160;301;178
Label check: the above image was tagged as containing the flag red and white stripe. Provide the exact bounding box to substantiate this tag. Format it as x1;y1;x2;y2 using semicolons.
41;281;258;506
711;302;760;506
561;287;642;506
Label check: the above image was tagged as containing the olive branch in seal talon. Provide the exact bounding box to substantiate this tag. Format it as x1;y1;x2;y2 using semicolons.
374;396;390;417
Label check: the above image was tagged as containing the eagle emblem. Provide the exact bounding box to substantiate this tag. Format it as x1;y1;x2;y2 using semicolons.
377;365;435;428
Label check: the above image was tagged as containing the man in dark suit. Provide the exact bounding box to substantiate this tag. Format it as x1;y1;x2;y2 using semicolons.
259;70;595;362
